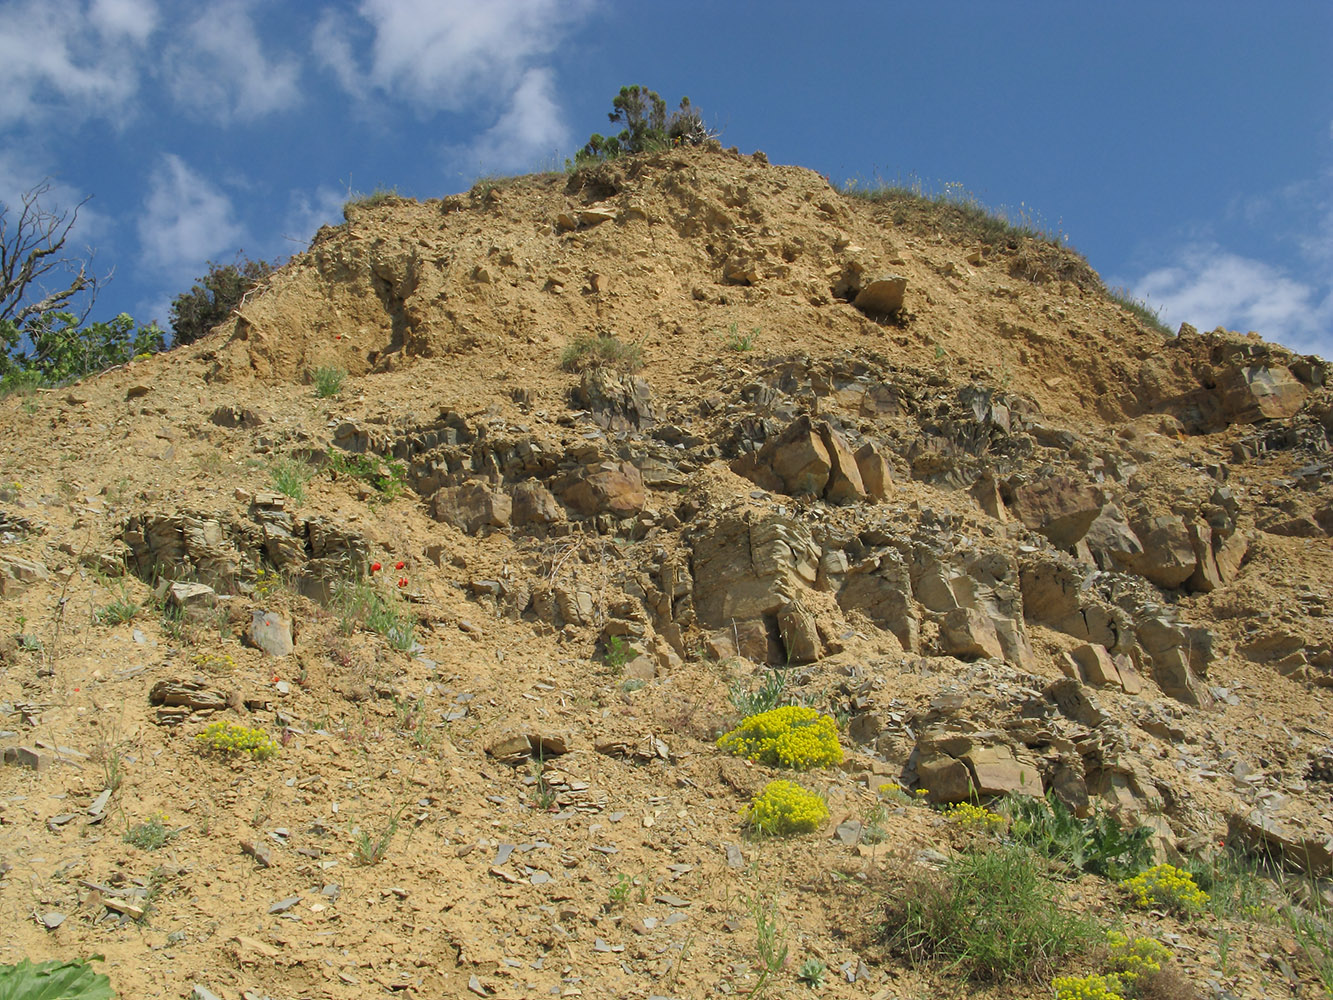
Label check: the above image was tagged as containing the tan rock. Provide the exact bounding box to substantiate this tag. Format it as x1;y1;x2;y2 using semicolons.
430;482;513;534
969;471;1007;521
511;481;564;526
1118;515;1197;588
854;442;893;500
1011;476;1103;547
852;275;907;315
819;423;866;505
939;608;1003;660
0;556;49;597
559;461;645;517
962;744;1045;798
1071;643;1122;688
1218;365;1308;423
692;513;820;627
1186;521;1223;593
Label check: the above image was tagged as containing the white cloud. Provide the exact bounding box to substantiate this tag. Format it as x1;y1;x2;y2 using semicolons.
164;0;302;122
0;0;154;126
138;154;245;275
1129;243;1333;357
467;68;567;172
282;185;348;248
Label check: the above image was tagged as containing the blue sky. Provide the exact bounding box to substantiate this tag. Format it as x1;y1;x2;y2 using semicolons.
3;1;1330;357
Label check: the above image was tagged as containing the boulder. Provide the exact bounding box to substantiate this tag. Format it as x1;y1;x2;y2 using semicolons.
691;513;820;628
0;556;49;597
559;461;646;517
777;601;822;664
1010;476;1103;547
854;442;893;500
1117;515;1196;588
1043;678;1109;727
1070;643;1122;688
1082;504;1144;570
511;481;565;527
430;482;512;534
962;743;1044;798
1186;521;1223;593
1230;810;1332;877
939;608;1003;660
758;415;832;496
573;369;655;431
1218;365;1308;423
969;471;1007;522
247;610;294;657
822;424;866;505
852;275;907;315
168;581;218;622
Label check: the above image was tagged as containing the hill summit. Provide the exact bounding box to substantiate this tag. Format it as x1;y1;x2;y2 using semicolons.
2;146;1331;998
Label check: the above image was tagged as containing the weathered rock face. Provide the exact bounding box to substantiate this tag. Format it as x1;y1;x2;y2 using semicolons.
430;481;513;534
732;415;867;505
0;556;49;597
1116;514;1197;588
690;512;820;629
1010;475;1103;547
572;369;655;431
913;727;1045;803
510;481;565;527
939;607;1004;660
837;549;917;652
1218;365;1308;423
557;461;646;517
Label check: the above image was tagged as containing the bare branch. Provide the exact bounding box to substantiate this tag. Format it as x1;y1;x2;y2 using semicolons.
0;180;100;325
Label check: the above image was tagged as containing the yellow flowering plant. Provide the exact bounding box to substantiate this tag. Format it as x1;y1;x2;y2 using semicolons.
717;705;843;770
942;801;1007;832
1121;864;1209;914
195;720;280;761
1052;973;1126;1000
1106;930;1170;982
743;779;829;836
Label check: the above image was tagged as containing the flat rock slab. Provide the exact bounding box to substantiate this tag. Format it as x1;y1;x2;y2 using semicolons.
247;610;294;657
853;275;907;314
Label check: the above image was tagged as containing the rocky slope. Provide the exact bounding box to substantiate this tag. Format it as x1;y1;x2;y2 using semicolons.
1;146;1331;999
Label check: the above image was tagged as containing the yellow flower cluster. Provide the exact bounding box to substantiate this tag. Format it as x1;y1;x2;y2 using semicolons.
942;802;1007;832
1121;864;1209;914
253;567;282;599
192;651;237;674
742;779;830;836
1106;930;1170;981
195;720;280;761
1052;974;1126;1000
717;706;843;770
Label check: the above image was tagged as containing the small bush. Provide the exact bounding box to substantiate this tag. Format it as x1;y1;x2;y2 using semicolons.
170;256;274;347
559;332;642;373
96;588;139;625
343;186;398;217
354;804;404;865
326;450;408;500
571;85;715;168
883;843;1098;982
332;575;415;650
943;801;1007;833
717;705;843;770
195;720;280;761
1004;793;1154;880
796;958;826;989
312;365;346;398
124;812;171;851
1106;931;1171;983
1122;864;1209;915
724;322;758;352
1052;973;1127;1000
743;779;829;836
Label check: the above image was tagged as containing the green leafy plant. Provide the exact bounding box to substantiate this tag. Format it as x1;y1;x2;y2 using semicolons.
728;667;790;718
717;706;843;770
326;450;409;500
0;957;115;999
268;456;312;503
572;86;713;167
883;843;1098;982
311;365;346;398
331;574;416;651
195;721;280;761
742;780;829;836
609;873;634;906
796;958;826;989
123;812;172;851
169;255;274;347
1003;793;1154;880
2;311;163;390
559;332;642;373
95;581;140;625
724;322;758;352
749;893;789;997
602;635;632;673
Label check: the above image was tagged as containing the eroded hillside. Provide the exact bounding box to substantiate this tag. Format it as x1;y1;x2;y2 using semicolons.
2;147;1331;999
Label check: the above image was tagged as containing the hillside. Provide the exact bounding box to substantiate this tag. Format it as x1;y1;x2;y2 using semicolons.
2;146;1331;1000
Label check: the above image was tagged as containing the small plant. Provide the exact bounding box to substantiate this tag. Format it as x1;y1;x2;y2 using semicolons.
123;812;171;851
268;456;312;503
728;668;790;718
1107;286;1173;337
251;566;284;599
354;804;404;865
602;635;632;673
331;574;416;650
195;720;280;761
96;581;139;625
559;332;642;373
943;801;1007;833
742;780;829;836
1052;973;1126;1000
796;957;826;989
343;186;398;216
609;873;634;906
1004;793;1154;880
326;451;409;500
724;322;758;352
750;894;789;997
717;705;843;770
311;365;346;398
0;957;114;1000
1121;864;1209;915
1105;931;1171;984
191;651;237;674
883;843;1098;982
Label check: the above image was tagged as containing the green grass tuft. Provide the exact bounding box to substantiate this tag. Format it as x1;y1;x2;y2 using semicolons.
560;333;643;373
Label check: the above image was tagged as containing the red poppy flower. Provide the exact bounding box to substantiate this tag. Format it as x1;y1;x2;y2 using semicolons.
370;562;381;573
395;561;405;570
397;578;408;588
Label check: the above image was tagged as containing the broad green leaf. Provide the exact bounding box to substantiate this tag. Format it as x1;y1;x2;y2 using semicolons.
0;958;115;1000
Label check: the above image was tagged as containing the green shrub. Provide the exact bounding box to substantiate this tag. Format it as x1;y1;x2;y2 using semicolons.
743;779;829;836
123;812;171;851
0;957;114;1000
332;575;416;651
883;843;1098;982
195;721;280;761
728;668;790;718
170;256;274;347
571;86;713;168
312;365;346;398
717;705;843;770
268;456;313;503
559;332;642;373
1003;792;1154;880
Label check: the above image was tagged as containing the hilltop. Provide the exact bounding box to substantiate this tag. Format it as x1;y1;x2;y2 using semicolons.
1;146;1331;999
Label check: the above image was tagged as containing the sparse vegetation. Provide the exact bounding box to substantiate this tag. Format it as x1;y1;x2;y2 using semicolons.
195;721;280;761
354;804;404;865
1108;286;1174;336
571;85;715;168
559;332;643;372
268;456;313;503
95;581;140;625
724;321;758;352
343;186;399;216
883;843;1098;982
331;574;416;651
796;958;826;989
742;779;829;836
169;255;274;347
123;812;171;851
749;893;790;997
728;667;791;718
326;450;409;500
717;705;843;770
1003;793;1155;880
1121;864;1209;915
311;365;346;398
